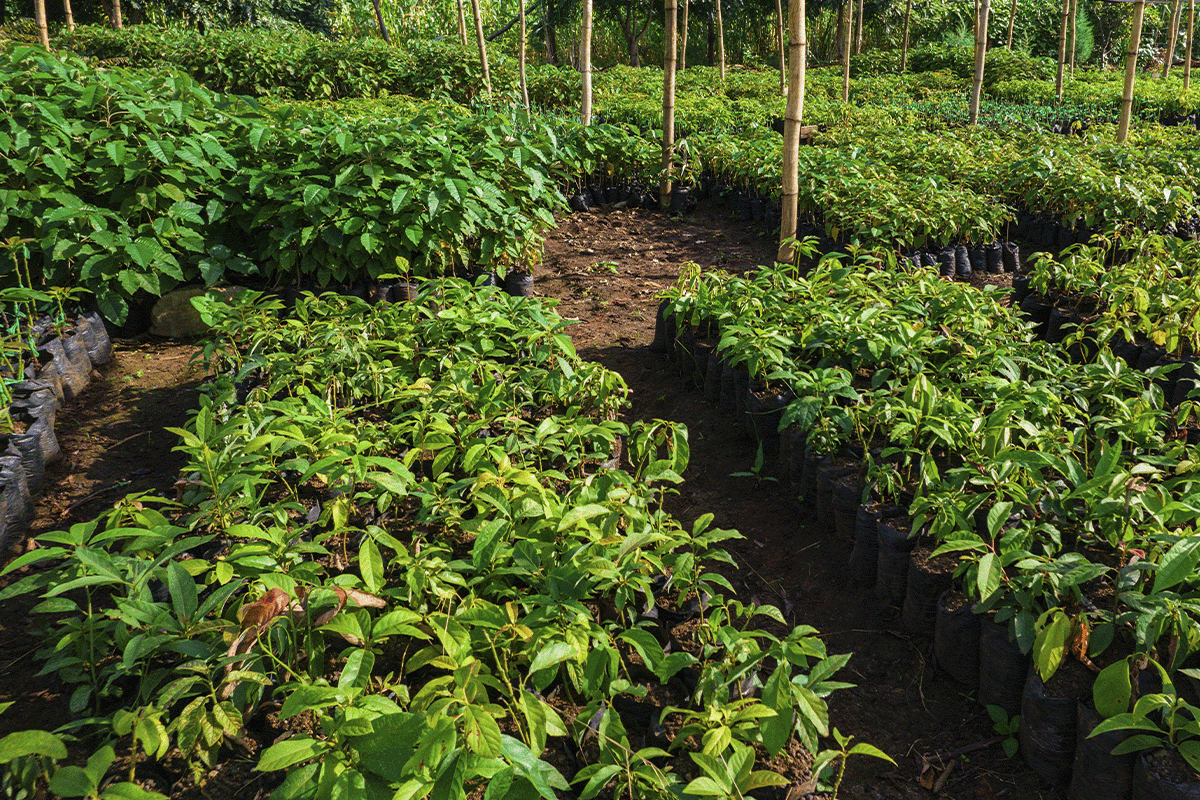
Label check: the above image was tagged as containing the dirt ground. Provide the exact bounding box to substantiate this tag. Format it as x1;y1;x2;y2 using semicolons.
3;201;1051;799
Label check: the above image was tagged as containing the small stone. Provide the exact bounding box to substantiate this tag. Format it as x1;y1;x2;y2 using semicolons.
150;286;243;339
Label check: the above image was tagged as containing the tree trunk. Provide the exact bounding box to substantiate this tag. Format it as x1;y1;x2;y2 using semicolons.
662;0;679;207
581;0;592;123
1119;0;1147;142
470;0;492;96
680;0;689;70
776;0;787;93
855;0;864;53
841;0;852;102
901;0;913;69
457;0;468;45
1006;0;1017;46
519;0;530;108
716;0;726;80
779;0;808;264
1186;0;1195;88
544;0;559;66
371;0;391;43
1068;0;1079;72
63;0;74;31
1164;0;1183;77
970;0;991;124
111;0;123;29
1055;0;1070;101
35;0;49;46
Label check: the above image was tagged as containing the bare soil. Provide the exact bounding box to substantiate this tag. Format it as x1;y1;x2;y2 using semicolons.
2;202;1052;799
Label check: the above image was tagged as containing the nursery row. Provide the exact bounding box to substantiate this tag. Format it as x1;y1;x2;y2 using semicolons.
0;283;875;799
8;41;1200;336
658;252;1200;793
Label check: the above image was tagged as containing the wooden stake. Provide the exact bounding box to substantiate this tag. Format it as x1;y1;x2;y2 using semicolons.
457;0;467;46
581;0;593;123
779;0;808;264
970;0;991;124
1006;0;1017;46
63;0;74;32
662;0;679;207
1119;0;1147;142
470;0;492;96
901;0;913;70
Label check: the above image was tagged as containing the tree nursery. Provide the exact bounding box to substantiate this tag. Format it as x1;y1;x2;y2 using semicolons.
3;0;1200;797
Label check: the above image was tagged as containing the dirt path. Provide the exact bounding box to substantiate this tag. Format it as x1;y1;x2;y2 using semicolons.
539;204;1050;800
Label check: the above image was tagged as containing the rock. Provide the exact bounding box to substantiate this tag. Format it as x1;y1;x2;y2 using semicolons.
150;286;242;339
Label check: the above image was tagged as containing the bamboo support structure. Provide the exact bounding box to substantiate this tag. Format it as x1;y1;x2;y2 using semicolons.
662;0;679;207
457;0;467;45
779;0;808;264
1006;0;1017;46
902;0;913;69
470;0;492;96
716;0;726;80
1119;0;1147;142
776;0;787;93
1164;0;1183;77
680;0;689;70
63;0;74;31
1069;0;1079;72
519;0;530;109
841;0;852;102
1186;0;1195;88
970;0;991;124
1055;0;1070;101
35;0;49;46
581;0;593;123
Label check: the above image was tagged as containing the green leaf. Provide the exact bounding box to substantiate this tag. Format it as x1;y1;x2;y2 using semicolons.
1155;537;1200;593
1093;661;1133;719
257;737;330;771
847;743;896;764
462;705;502;758
1032;612;1069;683
557;504;610;531
760;665;792;758
359;538;383;594
528;641;576;675
0;729;68;762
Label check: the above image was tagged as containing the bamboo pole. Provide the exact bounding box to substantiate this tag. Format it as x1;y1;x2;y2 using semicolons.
457;0;468;45
1006;0;1017;46
1119;0;1147;142
779;0;808;264
1069;0;1079;72
776;0;787;93
519;0;530;109
371;0;391;43
581;0;593;123
1186;0;1195;88
63;0;74;32
841;0;852;102
901;0;913;70
1164;0;1183;77
1055;0;1070;101
35;0;49;47
470;0;492;96
111;0;122;29
716;0;726;80
855;0;864;53
970;0;991;124
662;0;678;207
680;0;689;70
